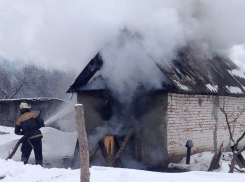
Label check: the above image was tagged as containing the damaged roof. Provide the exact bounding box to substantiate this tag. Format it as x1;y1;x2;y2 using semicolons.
67;47;245;96
67;54;104;93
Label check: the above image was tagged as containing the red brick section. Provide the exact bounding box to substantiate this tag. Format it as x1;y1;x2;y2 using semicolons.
167;93;245;158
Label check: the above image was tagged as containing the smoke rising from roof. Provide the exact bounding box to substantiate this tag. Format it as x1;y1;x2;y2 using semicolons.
1;0;245;73
100;30;170;103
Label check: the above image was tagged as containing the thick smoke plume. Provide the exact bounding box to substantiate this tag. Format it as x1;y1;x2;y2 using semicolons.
100;30;168;103
1;0;245;74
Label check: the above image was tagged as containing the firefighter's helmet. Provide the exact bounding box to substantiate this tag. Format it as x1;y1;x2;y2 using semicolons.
20;102;31;110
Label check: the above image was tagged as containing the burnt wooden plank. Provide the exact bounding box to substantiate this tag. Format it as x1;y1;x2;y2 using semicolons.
112;127;134;167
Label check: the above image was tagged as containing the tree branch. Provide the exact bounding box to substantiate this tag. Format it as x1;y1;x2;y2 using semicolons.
219;106;235;143
8;68;29;99
216;100;245;173
236;131;245;147
237;145;245;155
230;108;245;124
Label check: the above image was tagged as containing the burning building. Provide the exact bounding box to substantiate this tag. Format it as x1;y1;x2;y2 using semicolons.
67;46;245;168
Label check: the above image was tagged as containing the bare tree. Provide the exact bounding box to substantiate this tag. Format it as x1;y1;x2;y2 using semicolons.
0;59;75;100
0;59;12;99
218;102;245;173
8;68;30;99
0;64;35;99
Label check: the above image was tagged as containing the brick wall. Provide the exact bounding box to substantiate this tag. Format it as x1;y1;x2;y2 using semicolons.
167;93;245;159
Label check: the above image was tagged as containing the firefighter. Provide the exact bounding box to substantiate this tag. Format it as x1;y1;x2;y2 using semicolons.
14;102;45;166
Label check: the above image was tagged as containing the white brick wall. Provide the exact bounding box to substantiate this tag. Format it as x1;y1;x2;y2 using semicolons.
167;93;245;157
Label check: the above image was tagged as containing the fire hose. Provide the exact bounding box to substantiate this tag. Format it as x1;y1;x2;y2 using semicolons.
6;136;24;160
6;127;38;160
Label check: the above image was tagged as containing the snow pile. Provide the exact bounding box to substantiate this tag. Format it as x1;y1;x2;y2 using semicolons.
173;81;190;91
228;69;245;79
0;125;77;168
169;151;245;173
169;152;213;171
206;84;218;92
0;159;79;182
225;86;243;94
1;159;245;182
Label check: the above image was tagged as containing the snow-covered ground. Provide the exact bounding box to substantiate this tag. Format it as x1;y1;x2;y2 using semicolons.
1;125;245;182
0;159;245;182
168;151;238;172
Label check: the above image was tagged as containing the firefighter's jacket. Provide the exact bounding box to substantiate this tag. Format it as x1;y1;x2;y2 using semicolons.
14;112;45;139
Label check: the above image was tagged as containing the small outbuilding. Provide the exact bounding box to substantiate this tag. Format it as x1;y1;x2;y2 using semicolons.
67;47;245;167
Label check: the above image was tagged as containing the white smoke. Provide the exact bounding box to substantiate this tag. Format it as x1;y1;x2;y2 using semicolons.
229;45;245;71
100;31;168;102
1;0;245;74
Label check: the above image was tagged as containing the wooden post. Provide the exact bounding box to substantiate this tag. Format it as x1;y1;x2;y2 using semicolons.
229;164;245;173
112;127;134;167
214;147;222;169
237;154;245;168
229;155;237;173
75;104;90;182
208;142;223;171
231;146;245;168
